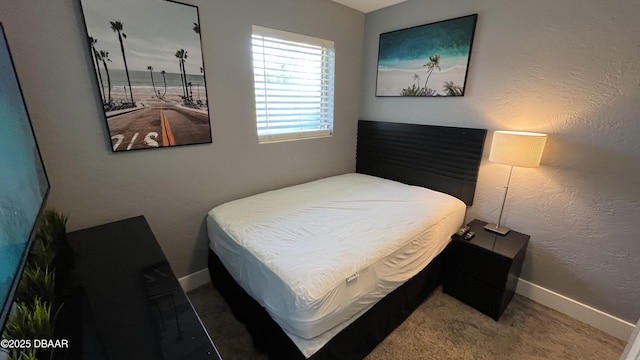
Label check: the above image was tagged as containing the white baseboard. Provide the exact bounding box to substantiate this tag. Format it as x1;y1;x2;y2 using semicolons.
516;278;635;341
178;268;211;292
177;270;636;341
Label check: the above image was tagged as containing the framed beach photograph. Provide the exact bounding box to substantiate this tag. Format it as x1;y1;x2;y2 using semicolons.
79;0;211;152
375;14;478;97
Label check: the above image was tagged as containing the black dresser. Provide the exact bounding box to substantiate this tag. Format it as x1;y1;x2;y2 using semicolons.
443;219;529;320
57;216;221;360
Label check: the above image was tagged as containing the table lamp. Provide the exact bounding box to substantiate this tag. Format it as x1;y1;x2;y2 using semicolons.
485;130;547;235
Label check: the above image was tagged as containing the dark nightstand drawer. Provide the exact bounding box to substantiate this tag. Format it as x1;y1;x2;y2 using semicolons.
443;270;515;321
446;240;510;290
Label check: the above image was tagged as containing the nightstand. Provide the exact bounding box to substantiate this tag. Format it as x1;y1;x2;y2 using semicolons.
443;219;529;320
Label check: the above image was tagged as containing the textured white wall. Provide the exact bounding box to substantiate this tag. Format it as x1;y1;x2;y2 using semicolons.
361;0;640;322
0;0;363;278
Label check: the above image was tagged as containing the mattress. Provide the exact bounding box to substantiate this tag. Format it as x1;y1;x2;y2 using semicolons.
207;173;465;355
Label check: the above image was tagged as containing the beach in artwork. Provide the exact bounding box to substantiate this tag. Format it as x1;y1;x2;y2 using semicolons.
376;58;469;96
99;69;207;107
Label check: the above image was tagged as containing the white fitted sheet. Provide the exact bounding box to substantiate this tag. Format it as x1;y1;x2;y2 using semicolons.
207;173;465;355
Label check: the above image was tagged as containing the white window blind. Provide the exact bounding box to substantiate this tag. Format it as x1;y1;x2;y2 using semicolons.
252;25;335;143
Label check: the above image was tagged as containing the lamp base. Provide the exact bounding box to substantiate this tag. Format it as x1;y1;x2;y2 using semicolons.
484;223;511;235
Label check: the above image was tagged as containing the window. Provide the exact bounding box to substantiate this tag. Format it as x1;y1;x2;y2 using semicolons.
251;25;335;143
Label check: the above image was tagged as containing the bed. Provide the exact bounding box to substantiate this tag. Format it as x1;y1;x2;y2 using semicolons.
207;120;486;359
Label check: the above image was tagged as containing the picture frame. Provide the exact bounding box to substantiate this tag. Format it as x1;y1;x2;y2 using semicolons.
78;0;211;152
375;14;478;97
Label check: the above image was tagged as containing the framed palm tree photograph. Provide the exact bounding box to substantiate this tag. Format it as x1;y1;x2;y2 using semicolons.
375;14;478;97
79;0;211;152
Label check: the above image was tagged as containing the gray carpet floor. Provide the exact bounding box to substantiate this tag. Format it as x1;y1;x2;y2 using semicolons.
188;283;626;360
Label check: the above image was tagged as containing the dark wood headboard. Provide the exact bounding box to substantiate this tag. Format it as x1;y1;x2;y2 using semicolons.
356;120;486;205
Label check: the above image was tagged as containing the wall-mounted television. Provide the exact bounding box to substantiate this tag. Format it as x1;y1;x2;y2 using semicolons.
0;22;50;331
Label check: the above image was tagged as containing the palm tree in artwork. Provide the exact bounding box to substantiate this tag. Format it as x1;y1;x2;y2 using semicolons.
443;81;463;96
175;49;188;101
110;20;134;104
412;73;421;89
198;66;204;101
193;22;200;34
160;70;167;99
422;54;441;95
89;36;106;104
147;66;158;99
98;50;113;108
174;50;185;99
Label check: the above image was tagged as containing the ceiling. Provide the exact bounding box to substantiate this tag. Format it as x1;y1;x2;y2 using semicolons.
330;0;407;13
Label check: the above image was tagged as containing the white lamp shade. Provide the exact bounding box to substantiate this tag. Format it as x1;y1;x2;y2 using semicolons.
489;131;547;168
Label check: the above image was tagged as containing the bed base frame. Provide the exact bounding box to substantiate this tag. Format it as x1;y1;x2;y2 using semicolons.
208;249;444;359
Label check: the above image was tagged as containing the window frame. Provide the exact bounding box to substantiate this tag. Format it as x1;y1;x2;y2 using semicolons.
251;25;335;144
